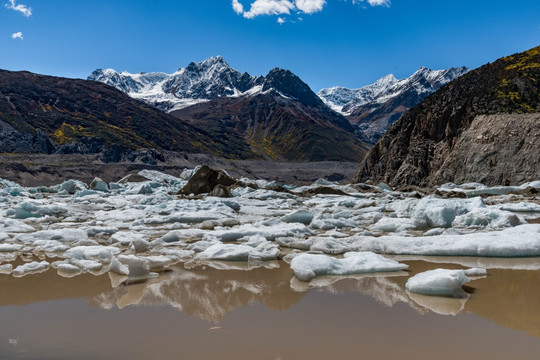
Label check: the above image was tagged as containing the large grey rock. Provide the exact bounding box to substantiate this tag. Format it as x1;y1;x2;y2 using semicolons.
179;165;238;195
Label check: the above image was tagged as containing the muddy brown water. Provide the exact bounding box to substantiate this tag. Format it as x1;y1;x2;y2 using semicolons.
1;260;540;359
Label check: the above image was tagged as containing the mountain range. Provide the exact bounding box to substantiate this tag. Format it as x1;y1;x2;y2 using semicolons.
318;66;469;143
90;58;468;145
90;58;369;161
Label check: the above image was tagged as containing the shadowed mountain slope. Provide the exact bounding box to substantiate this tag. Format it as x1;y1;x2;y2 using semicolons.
355;45;540;186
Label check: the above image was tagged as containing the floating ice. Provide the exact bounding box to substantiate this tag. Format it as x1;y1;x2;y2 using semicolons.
195;242;280;262
290;252;408;282
281;210;314;225
0;264;13;274
57;263;83;277
117;255;158;280
13;261;50;277
405;268;473;297
6;202;68;219
356;224;540;257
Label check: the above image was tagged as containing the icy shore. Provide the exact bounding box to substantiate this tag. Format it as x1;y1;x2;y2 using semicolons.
1;168;539;294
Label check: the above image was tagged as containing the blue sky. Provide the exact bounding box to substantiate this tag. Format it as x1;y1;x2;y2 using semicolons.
1;0;539;91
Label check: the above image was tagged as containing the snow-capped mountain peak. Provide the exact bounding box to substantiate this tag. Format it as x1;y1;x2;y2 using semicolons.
318;66;469;115
88;56;264;112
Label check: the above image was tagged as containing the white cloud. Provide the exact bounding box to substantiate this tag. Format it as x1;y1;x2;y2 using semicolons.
232;0;244;14
295;0;326;14
232;0;389;20
366;0;390;6
4;0;32;17
11;31;23;40
243;0;295;19
351;0;391;6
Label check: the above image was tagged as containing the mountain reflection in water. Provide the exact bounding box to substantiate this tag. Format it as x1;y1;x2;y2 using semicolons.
1;259;540;339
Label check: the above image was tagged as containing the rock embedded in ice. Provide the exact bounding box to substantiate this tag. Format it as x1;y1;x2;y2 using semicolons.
118;173;151;184
290;252;408;282
179;165;238;196
13;261;50;277
405;268;472;297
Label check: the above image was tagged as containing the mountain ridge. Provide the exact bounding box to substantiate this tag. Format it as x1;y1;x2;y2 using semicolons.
354;45;540;186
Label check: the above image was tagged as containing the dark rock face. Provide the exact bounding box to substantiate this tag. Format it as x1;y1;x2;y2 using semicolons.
355;45;540;187
0;69;225;157
179;165;239;195
171;68;368;162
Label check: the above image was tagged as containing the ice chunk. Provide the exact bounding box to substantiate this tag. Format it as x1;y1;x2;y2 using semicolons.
117;255;158;280
405;268;471;297
0;264;13;274
57;263;83;277
89;177;109;192
59;179;87;194
64;246;121;264
356;224;540;257
281;210;315;225
13;261;50;277
14;229;89;245
290;252;408;282
0;244;23;252
2;218;35;233
6;202;68;219
453;208;524;228
500;202;540;213
463;267;487;276
195;242;279;262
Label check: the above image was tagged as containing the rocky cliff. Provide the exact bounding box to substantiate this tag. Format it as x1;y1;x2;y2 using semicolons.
355;45;540;186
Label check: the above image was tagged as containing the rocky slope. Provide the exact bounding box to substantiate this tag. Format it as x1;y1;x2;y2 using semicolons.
171;68;369;162
0;69;233;158
355;45;540;186
318;67;469;144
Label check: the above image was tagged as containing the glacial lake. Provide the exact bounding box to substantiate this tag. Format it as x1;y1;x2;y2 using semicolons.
1;259;540;360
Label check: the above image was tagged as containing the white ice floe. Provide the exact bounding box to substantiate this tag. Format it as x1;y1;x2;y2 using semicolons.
117;255;158;280
13;261;50;277
5;202;68;219
356;224;540;257
0;263;13;274
195;241;280;262
405;268;475;297
290;252;408;282
0;171;539;283
281;210;315;225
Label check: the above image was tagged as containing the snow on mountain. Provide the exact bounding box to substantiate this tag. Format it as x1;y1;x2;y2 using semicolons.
88;56;263;112
317;74;398;113
318;66;469;115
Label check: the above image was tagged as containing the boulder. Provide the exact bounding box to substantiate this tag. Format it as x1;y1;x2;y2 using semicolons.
178;166;238;195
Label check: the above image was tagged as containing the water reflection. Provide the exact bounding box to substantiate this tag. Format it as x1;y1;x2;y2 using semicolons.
2;259;540;338
89;262;306;322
